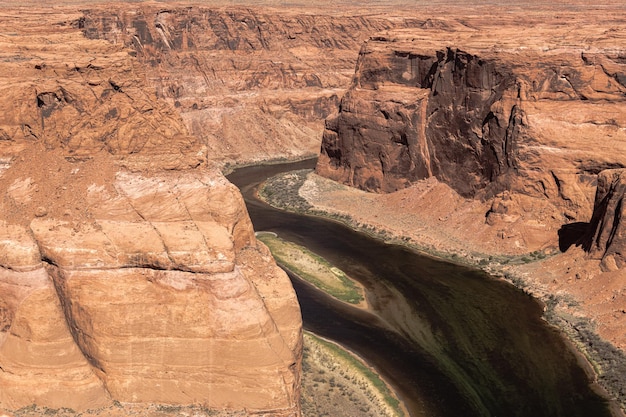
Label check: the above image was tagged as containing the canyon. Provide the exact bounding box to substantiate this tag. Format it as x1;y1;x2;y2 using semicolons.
307;5;626;411
0;1;625;416
317;19;626;247
312;7;626;352
78;3;422;167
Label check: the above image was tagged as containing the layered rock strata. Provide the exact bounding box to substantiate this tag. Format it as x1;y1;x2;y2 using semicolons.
307;13;626;384
584;169;626;271
317;26;626;224
0;7;301;415
77;5;436;166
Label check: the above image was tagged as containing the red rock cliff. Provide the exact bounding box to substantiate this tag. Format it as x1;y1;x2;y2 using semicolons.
317;26;626;223
0;7;301;415
77;5;424;166
584;169;626;271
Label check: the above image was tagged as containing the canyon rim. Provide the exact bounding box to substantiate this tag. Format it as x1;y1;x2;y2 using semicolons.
0;1;625;416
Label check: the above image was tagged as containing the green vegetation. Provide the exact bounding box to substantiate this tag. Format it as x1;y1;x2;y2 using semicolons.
155;405;183;413
257;232;364;305
305;332;405;417
258;169;313;212
258;170;560;272
9;403;224;417
543;295;626;412
259;168;626;412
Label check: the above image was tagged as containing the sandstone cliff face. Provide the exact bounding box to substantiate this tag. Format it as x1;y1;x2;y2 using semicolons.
317;26;626;224
0;7;301;415
584;169;626;271
77;5;429;166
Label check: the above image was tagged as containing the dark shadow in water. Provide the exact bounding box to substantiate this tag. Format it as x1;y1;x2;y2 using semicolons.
228;161;614;417
288;272;466;417
558;222;589;252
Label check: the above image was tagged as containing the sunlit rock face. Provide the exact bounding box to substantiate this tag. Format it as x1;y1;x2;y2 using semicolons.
0;6;301;416
584;169;626;271
317;26;626;223
77;5;423;167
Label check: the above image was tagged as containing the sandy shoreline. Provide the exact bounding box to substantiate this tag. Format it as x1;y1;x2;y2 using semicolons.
256;231;369;309
257;237;411;416
301;331;408;417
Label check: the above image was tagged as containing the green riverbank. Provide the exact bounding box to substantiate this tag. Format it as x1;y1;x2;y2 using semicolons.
256;166;626;417
256;231;366;307
302;331;407;417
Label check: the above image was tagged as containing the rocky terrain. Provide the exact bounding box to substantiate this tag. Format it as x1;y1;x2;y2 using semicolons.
308;4;626;408
0;5;301;415
584;169;626;271
0;2;472;414
317;15;626;246
0;2;441;414
313;5;626;310
1;0;626;416
76;4;435;167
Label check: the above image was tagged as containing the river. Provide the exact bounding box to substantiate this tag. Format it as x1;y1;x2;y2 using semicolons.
227;159;612;417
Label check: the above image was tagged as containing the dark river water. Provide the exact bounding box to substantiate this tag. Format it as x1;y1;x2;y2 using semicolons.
227;159;612;417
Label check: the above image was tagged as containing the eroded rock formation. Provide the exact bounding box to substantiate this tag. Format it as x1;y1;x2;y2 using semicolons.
1;3;433;172
0;7;301;415
584;169;626;271
317;26;626;224
77;5;424;166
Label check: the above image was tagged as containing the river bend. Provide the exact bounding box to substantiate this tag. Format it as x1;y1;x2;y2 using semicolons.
227;160;611;417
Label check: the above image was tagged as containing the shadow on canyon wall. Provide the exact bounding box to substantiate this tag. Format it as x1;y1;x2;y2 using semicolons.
558;222;590;253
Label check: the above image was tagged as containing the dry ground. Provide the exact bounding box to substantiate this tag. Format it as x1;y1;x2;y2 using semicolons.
301;332;406;417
